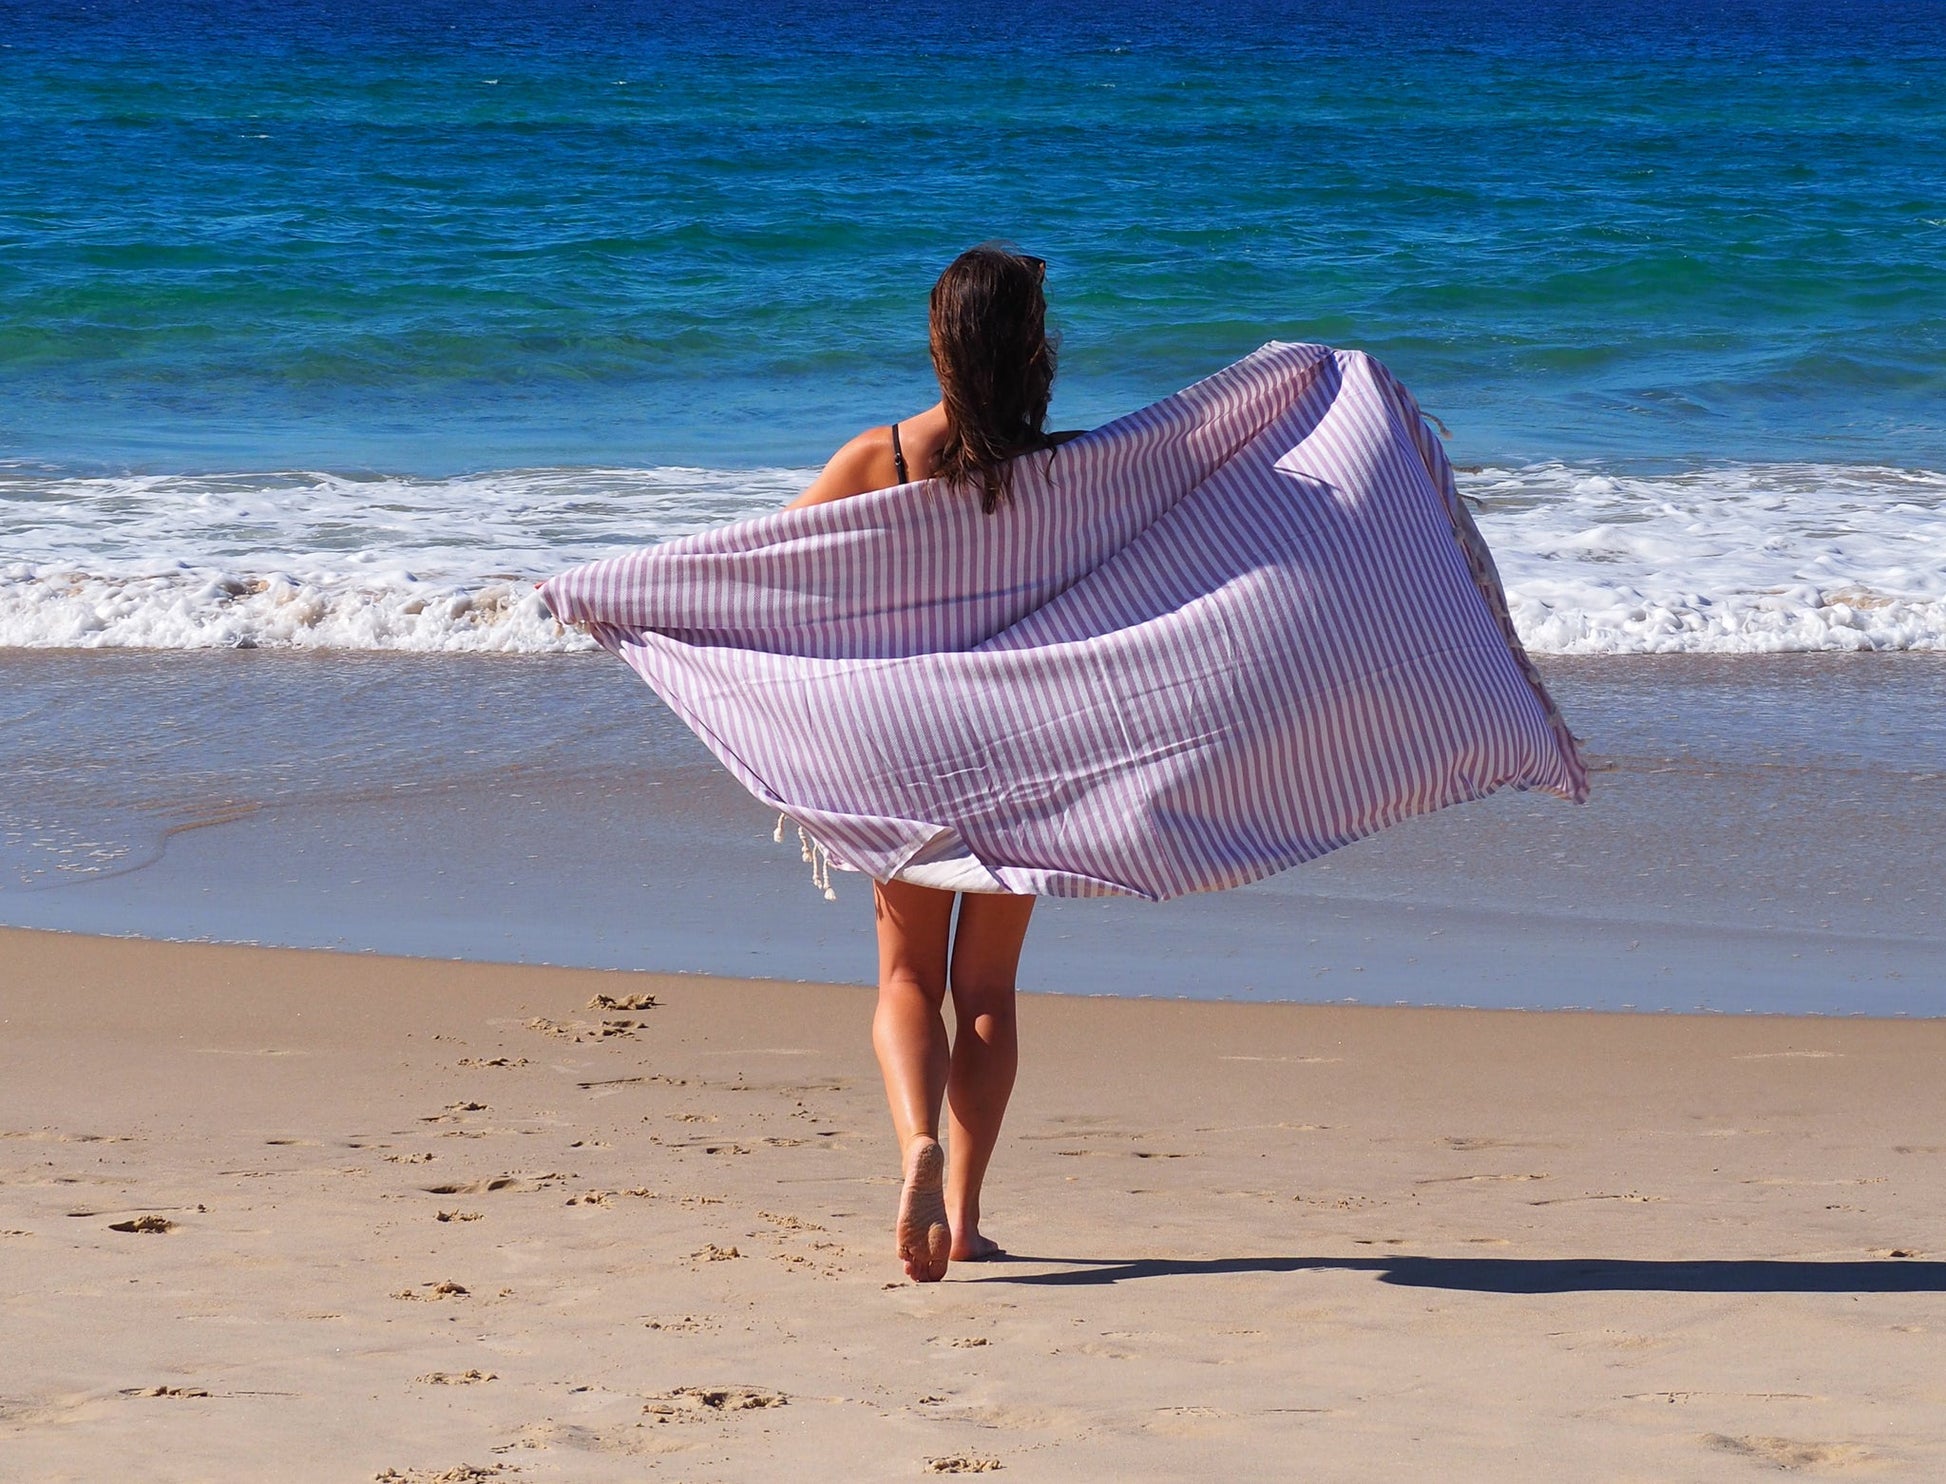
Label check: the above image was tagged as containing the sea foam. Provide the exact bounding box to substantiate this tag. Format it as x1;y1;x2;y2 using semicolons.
1;460;1941;655
1477;461;1946;654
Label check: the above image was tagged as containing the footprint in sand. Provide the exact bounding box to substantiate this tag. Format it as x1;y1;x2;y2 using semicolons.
421;1173;564;1196
642;1385;785;1420
424;1177;515;1195
1146;1405;1240;1437
1415;1173;1549;1186
1732;1050;1840;1060
582;1073;690;1091
392;1280;470;1301
108;1216;175;1234
757;1211;827;1233
420;1102;489;1122
588;993;658;1011
644;1314;715;1333
1217;1054;1341;1064
525;1015;645;1042
1704;1434;1879;1470
2;1130;134;1144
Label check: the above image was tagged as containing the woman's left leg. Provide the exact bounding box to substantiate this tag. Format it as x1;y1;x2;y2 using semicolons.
870;879;957;1282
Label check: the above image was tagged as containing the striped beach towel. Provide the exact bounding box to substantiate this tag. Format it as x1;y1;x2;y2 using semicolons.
541;342;1588;899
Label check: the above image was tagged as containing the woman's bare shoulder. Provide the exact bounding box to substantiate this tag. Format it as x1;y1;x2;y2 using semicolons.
786;425;899;510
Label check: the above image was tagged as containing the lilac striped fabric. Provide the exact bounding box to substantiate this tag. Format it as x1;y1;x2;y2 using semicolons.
541;343;1588;899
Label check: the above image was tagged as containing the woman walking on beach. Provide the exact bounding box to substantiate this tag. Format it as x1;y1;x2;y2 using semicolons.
544;248;1586;1289
786;245;1057;1283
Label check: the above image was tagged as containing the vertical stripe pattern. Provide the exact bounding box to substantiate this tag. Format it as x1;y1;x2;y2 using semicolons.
542;344;1590;900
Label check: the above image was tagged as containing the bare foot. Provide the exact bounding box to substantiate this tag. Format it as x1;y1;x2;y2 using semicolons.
896;1137;951;1283
951;1230;1004;1262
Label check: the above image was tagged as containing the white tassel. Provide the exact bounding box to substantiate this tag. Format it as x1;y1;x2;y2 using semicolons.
809;835;838;902
773;816;839;902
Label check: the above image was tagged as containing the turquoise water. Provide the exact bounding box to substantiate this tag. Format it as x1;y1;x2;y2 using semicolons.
3;0;1943;473
3;5;1944;1009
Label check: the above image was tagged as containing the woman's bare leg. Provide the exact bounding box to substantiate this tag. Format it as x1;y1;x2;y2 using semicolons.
945;892;1035;1260
871;879;956;1282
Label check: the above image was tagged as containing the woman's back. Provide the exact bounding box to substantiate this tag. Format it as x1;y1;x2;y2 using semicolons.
790;402;954;509
791;245;1056;515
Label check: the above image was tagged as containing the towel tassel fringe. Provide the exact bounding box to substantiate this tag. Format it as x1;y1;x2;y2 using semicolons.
774;813;837;901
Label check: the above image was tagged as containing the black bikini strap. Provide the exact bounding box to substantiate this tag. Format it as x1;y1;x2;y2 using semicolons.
890;421;909;483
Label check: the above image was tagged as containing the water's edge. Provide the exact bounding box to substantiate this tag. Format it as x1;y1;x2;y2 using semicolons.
4;649;1941;1016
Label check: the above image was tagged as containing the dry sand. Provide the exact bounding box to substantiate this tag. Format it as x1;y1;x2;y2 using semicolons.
3;925;1943;1481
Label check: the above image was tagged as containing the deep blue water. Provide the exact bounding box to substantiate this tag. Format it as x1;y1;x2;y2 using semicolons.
1;0;1943;473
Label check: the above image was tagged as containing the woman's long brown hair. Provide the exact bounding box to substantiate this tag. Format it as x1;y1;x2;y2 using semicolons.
928;245;1057;514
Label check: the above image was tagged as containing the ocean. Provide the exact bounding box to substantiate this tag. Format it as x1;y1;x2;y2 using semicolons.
2;0;1943;1010
1;0;1942;655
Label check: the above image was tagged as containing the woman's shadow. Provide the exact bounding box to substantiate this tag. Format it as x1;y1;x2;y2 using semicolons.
967;1254;1946;1293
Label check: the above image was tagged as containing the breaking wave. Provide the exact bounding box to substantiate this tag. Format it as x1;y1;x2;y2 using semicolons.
2;458;1941;655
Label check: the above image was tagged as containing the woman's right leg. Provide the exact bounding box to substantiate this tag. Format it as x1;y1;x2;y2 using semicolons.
944;891;1035;1261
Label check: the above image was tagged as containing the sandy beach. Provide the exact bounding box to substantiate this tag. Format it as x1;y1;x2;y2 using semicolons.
4;924;1943;1481
8;4;1945;1480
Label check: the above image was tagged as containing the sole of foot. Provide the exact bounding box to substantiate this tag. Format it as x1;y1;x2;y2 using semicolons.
897;1137;951;1283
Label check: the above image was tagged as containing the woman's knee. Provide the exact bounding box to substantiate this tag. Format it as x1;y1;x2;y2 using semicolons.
879;967;947;1013
947;972;1017;1029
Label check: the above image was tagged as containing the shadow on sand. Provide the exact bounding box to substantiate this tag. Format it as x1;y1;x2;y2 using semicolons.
968;1255;1946;1293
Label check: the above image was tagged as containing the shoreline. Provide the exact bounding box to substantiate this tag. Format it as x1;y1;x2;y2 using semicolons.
4;649;1943;1016
8;919;1939;1021
4;926;1943;1480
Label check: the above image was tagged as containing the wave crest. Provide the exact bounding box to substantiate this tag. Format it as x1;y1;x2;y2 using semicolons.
2;459;1942;655
1475;461;1946;654
0;567;590;653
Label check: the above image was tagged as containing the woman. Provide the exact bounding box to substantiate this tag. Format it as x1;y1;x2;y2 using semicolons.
787;244;1058;1283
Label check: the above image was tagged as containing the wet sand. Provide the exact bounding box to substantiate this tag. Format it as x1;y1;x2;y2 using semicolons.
3;926;1943;1481
3;650;1945;1013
